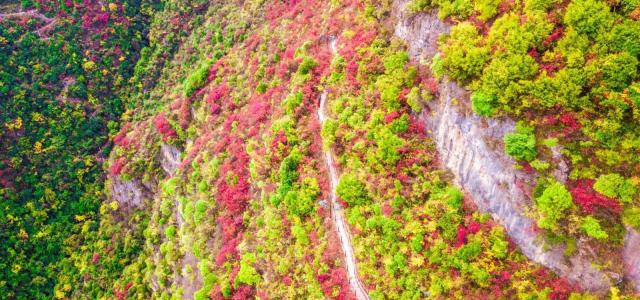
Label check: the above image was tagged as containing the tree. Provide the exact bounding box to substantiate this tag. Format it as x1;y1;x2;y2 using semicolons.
504;127;537;161
441;22;490;82
580;216;608;240
535;181;573;230
610;20;640;57
235;253;261;286
593;173;637;203
337;173;369;206
471;90;498;116
600;52;638;91
564;0;614;38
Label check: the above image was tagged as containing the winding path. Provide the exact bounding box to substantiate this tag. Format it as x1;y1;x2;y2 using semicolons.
318;38;369;300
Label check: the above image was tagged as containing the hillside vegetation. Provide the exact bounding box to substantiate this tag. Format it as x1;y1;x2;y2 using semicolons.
2;0;640;299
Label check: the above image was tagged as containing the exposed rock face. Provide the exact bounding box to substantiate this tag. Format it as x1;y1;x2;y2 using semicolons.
625;228;640;291
160;143;182;175
110;178;150;209
392;0;614;292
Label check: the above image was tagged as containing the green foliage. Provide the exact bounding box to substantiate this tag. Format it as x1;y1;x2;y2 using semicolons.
623;207;640;229
297;57;317;75
441;22;490;82
372;127;405;165
337;173;369;206
165;225;177;239
504;126;537;161
564;0;614;38
184;59;213;97
194;200;208;225
471;90;498;116
610;20;640;57
593;173;637;203
235;253;261;286
600;52;638;91
474;0;501;20
284;178;320;217
283;92;304;115
535;181;573;230
455;240;482;262
580;216;608;240
406;87;423;112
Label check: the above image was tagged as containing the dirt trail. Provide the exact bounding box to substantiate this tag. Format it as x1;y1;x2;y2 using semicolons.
318;38;369;300
0;10;56;38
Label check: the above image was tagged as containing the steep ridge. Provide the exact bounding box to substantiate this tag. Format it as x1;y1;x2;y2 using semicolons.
318;38;369;300
392;0;614;292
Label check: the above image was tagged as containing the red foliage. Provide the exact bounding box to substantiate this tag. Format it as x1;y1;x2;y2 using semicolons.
570;180;622;215
559;112;581;134
153;113;176;141
232;285;254;300
528;48;540;59
455;221;481;247
207;83;231;113
109;157;126;176
544;27;564;48
384;111;400;124
113;282;133;300
91;253;100;264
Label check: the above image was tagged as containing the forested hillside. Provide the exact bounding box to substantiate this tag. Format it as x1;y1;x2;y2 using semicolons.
2;0;640;299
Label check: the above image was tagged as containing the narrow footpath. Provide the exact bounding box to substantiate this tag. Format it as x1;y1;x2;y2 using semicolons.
318;37;369;300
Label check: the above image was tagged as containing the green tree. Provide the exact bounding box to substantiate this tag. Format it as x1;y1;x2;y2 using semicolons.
593;173;637;203
535;181;573;230
504;128;537;161
337;173;369;206
580;216;608;240
471;90;498;116
564;0;614;38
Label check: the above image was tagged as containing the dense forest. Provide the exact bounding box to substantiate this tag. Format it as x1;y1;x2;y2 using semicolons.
1;0;640;299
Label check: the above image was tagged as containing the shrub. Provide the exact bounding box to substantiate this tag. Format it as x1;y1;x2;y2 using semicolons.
593;173;637;203
580;216;608;240
373;127;405;165
504;129;537;161
610;20;640;57
564;0;614;38
235;253;261;286
471;90;498;116
600;52;638;91
623;207;640;230
441;23;490;82
337;173;369;206
165;225;177;239
184;60;213;97
535;181;573;230
194;200;208;225
297;57;317;75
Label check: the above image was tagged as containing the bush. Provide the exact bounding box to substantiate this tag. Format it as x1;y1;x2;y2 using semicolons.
337;173;369;206
297;57;317;75
535;181;573;230
374;127;405;165
504;129;537;161
593;173;637;203
165;225;177;239
194;200;208;225
610;20;640;57
580;216;608;240
441;23;490;82
184;60;213;97
600;52;638;91
471;90;498;116
623;207;640;230
564;0;614;38
235;253;261;286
